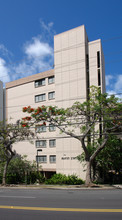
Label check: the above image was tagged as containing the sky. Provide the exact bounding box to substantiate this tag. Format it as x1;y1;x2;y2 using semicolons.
0;0;122;98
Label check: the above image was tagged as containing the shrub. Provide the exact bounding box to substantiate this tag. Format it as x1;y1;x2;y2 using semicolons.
45;173;84;185
27;172;45;184
0;156;45;184
66;175;84;185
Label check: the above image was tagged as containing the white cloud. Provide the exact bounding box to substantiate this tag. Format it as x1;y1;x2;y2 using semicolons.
106;75;113;86
39;19;56;38
0;19;55;83
24;38;53;58
10;19;55;80
0;58;10;83
40;19;53;31
107;89;116;95
106;74;122;100
114;75;122;92
0;44;9;56
11;37;54;80
0;44;13;58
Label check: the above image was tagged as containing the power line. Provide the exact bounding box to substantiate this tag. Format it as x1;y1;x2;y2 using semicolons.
54;60;122;75
54;36;122;53
104;50;122;56
0;35;121;68
102;35;122;42
1;55;122;81
54;58;122;70
0;92;121;113
0;58;99;79
2;118;122;131
2;132;121;142
0;34;122;80
0;51;122;80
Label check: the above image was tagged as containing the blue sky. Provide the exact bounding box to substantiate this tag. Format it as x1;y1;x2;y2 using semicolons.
0;0;122;97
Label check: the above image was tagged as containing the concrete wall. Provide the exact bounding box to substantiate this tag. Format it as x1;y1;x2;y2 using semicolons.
6;70;56;172
54;26;89;178
88;39;106;93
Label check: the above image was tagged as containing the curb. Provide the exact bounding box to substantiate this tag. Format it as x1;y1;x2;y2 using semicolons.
0;184;120;190
113;185;122;189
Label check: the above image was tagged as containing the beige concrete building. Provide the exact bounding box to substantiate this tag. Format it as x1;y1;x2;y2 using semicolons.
5;25;105;179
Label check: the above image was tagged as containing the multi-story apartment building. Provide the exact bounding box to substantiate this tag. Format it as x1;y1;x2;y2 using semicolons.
5;25;105;179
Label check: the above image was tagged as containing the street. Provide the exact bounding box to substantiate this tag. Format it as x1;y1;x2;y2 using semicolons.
0;188;122;219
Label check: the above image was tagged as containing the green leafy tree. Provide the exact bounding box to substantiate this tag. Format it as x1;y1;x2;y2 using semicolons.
0;155;44;184
22;86;122;186
77;135;122;183
95;135;122;183
0;122;35;185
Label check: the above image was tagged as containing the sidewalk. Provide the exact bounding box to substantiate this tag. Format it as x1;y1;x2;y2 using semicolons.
0;184;121;190
113;185;122;189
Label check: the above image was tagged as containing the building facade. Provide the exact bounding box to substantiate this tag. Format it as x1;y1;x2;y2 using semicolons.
5;25;105;179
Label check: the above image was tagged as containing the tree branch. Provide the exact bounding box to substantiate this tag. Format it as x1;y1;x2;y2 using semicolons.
90;135;108;162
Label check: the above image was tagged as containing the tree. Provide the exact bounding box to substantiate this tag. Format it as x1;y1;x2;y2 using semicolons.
0;155;44;184
22;86;122;186
77;134;122;184
0;121;34;185
95;135;122;183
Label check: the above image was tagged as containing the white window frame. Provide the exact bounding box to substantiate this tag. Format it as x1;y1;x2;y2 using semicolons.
48;91;55;100
49;124;56;132
36;125;46;133
35;93;46;103
49;155;56;163
49;139;56;147
48;76;55;84
37;155;47;163
35;78;45;88
36;140;47;148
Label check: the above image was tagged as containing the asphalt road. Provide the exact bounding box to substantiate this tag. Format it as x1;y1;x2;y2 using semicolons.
0;188;122;220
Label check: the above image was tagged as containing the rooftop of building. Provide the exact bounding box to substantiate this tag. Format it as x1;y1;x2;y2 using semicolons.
6;69;54;89
54;24;85;37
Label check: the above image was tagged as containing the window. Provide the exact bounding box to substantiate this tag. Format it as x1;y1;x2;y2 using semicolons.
48;76;55;84
97;51;100;68
36;125;46;133
98;69;101;86
49;155;56;163
48;91;55;100
35;93;46;103
35;78;45;88
99;123;102;139
49;139;56;147
86;54;90;99
36;140;47;148
86;54;89;71
37;155;47;163
49;124;56;132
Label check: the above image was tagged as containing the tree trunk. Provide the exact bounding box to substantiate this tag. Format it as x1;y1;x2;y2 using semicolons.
85;161;92;186
2;158;11;185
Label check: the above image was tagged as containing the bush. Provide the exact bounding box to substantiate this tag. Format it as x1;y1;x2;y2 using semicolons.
0;156;45;184
66;175;84;185
27;172;45;184
45;173;84;185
